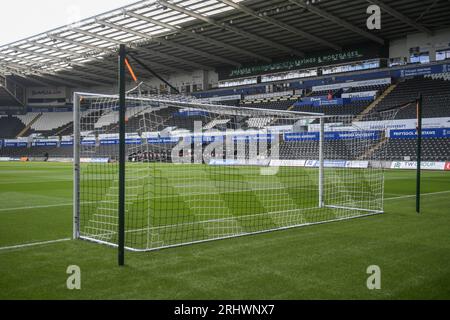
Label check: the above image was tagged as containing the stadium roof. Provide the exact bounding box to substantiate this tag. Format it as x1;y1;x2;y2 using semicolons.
0;0;448;87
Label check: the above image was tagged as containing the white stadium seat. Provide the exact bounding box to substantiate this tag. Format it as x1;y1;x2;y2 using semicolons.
31;112;73;131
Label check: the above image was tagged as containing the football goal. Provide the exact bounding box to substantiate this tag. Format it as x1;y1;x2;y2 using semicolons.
73;91;396;253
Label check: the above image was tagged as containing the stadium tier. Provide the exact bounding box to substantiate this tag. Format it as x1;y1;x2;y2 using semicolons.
309;82;390;98
374;138;450;162
0;115;26;138
241;100;295;111
375;76;450;119
1;74;449;163
293;100;372;116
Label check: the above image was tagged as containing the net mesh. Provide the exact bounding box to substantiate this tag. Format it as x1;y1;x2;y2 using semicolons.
75;93;396;251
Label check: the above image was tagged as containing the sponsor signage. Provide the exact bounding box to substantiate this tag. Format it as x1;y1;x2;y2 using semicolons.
176;109;209;117
269;160;306;167
32;141;58;147
445;162;450;171
346;161;369;168
185;134;274;143
99;138;143;145
209;95;242;102
390;161;446;170
48;158;73;163
304;160;348;168
285;132;320;141
200;135;224;143
284;131;380;141
147;137;180;144
81;140;96;146
191;135;214;143
317;98;345;106
320;117;450;132
4;140;28;147
126;138;142;145
218;44;384;80
393;64;450;78
341;91;378;99
28;87;66;99
32;139;59;147
100;139;118;145
232;134;274;142
80;158;109;163
295;96;326;106
209;159;238;166
326;131;380;140
312;78;391;92
244;91;293;101
390;128;450;139
296;96;369;107
209;159;270;166
209;159;369;169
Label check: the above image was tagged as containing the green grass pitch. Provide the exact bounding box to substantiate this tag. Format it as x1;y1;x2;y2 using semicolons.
0;161;449;299
78;162;379;251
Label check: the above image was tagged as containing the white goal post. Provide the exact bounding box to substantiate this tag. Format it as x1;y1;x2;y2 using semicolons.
73;91;396;252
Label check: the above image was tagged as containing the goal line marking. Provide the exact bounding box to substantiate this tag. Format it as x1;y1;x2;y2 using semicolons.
0;201;97;212
0;238;71;252
384;190;450;200
0;203;73;212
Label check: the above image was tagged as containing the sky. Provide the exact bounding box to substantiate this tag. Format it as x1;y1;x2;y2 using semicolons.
0;0;141;46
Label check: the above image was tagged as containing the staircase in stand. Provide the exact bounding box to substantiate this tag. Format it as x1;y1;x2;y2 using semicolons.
355;83;398;121
16;113;42;138
54;122;74;137
287;92;311;111
358;134;389;160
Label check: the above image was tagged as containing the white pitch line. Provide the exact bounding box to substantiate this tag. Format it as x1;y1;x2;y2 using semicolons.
385;190;450;201
0;203;73;212
0;238;71;252
0;201;99;212
1;190;449;212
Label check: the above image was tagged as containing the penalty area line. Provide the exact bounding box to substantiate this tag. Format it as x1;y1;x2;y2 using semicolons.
0;238;72;252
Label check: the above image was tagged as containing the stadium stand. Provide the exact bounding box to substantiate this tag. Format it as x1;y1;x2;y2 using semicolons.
310;82;390;97
30;112;73;133
94;107;147;130
279;139;382;161
0;115;26;138
246;117;274;129
16;113;40;128
426;72;450;81
241;100;295;111
204;119;231;130
1;74;449;163
293;100;371;116
375;76;450;119
374;138;450;162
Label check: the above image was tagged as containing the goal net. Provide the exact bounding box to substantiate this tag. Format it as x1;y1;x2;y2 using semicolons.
73;92;396;251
